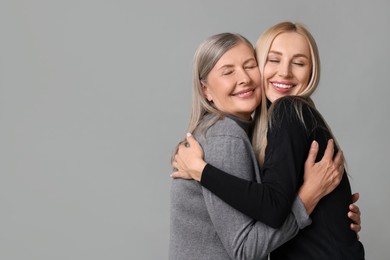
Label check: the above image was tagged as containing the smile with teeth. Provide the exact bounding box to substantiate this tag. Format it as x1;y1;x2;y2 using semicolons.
233;89;255;98
272;83;294;89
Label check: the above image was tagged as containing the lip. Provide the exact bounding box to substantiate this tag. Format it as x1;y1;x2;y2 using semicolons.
232;88;256;98
270;81;296;93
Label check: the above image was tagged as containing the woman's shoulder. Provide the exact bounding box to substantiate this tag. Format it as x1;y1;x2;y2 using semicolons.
197;116;255;165
272;96;313;111
270;96;321;129
194;115;250;148
205;116;248;139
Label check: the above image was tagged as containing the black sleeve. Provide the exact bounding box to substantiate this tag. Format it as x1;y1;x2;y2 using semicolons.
201;163;283;224
201;97;319;228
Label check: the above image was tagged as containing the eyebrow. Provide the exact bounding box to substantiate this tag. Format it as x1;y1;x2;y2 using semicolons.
217;64;234;70
268;50;309;59
217;57;257;71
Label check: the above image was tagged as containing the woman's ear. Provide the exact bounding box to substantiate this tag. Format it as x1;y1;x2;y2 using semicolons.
202;82;212;102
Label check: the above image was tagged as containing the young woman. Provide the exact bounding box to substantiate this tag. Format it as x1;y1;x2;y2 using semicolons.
170;32;350;260
171;22;364;259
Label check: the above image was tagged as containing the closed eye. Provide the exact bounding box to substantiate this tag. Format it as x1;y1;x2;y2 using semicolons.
292;60;308;66
222;70;234;75
244;65;257;69
268;59;280;63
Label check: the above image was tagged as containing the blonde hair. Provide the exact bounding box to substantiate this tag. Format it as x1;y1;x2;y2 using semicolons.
252;21;322;166
172;33;254;161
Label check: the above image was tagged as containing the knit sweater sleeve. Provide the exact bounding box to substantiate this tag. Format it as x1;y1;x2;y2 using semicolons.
200;119;305;260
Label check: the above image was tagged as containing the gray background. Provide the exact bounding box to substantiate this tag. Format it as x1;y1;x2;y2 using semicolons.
0;0;389;259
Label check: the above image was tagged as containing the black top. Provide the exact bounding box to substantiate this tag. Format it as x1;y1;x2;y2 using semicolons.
201;96;365;259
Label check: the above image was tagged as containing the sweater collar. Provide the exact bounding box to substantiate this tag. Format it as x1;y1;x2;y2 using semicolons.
227;114;254;135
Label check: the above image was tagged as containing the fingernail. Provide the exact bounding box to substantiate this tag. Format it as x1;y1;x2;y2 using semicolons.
312;141;318;148
186;132;192;137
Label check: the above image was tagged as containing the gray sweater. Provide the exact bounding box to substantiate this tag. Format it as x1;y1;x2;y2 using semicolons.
169;115;310;260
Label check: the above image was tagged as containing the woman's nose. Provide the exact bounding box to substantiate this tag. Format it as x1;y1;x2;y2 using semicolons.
278;62;292;78
238;69;250;84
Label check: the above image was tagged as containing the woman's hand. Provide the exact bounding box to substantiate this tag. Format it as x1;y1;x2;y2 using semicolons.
171;133;207;182
349;192;362;238
298;139;344;214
